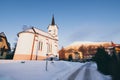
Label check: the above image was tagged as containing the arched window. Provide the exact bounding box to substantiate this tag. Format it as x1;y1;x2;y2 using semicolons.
47;43;50;53
38;41;43;51
47;43;52;53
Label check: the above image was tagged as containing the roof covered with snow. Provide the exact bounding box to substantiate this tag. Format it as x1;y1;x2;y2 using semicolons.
65;41;113;50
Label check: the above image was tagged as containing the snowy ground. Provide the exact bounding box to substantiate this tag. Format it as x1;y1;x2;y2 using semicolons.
74;62;111;80
0;60;112;80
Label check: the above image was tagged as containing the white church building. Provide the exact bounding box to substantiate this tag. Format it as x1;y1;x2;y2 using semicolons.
14;16;59;60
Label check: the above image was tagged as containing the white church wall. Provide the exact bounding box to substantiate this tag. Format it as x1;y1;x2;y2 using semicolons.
15;32;34;54
14;32;35;60
14;30;59;60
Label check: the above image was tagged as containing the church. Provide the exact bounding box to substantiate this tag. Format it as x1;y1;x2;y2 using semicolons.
14;16;59;60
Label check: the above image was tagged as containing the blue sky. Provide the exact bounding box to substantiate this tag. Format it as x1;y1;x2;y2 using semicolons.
0;0;120;48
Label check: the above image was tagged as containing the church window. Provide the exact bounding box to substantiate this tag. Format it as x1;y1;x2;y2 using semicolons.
38;41;43;51
55;44;58;47
41;42;43;51
38;42;40;50
49;30;52;32
47;43;49;53
50;44;52;53
47;43;52;53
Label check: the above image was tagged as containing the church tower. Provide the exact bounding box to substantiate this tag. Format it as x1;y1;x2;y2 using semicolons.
48;16;58;39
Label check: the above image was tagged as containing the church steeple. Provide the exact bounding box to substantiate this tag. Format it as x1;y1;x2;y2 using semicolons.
51;15;55;25
48;15;58;39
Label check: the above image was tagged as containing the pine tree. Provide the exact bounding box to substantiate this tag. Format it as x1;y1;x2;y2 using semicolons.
93;46;111;75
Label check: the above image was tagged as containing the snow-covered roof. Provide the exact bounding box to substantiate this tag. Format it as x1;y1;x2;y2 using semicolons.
18;27;57;40
65;41;113;49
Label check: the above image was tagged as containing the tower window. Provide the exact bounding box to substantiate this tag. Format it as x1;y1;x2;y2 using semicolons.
49;30;52;32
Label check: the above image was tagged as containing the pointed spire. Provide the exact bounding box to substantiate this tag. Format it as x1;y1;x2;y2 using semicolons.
51;15;55;25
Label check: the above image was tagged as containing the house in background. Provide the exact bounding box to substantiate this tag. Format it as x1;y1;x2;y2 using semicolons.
0;32;11;59
14;16;59;60
59;41;116;61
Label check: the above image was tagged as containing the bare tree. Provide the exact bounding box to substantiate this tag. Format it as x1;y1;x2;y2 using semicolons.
78;45;87;59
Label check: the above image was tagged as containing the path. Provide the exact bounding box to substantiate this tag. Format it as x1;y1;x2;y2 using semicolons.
68;62;111;80
68;64;86;80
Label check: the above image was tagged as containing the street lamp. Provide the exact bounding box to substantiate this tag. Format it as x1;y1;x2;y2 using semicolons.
46;54;48;71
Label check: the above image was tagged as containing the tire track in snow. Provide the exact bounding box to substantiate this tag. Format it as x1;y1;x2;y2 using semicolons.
82;62;92;80
75;62;111;80
68;63;88;80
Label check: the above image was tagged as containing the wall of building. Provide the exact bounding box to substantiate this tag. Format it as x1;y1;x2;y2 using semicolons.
14;30;58;60
14;32;34;60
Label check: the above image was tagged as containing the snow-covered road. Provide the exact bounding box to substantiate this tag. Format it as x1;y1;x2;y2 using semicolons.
68;62;112;80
